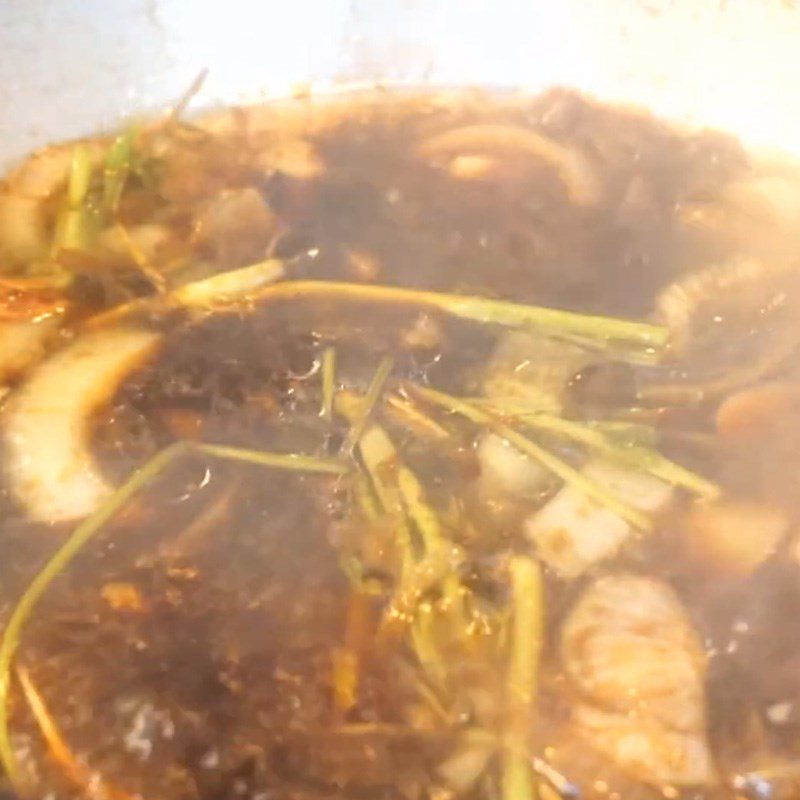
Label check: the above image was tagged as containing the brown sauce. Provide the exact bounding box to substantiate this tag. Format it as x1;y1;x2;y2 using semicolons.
0;88;799;800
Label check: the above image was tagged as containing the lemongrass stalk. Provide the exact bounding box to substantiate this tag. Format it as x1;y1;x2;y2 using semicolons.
340;356;394;454
353;470;381;522
103;129;136;212
385;393;450;440
52;207;90;252
171;259;286;308
86;258;287;329
337;392;463;651
482;399;719;500
194;442;345;474
383;543;465;635
67;145;92;209
351;424;414;577
502;556;543;800
394;466;442;553
394;461;462;609
320;347;337;420
249;281;668;348
410;385;650;530
339;394;447;554
411;605;448;687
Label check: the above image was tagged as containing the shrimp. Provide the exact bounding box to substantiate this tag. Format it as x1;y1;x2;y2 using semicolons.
561;574;716;788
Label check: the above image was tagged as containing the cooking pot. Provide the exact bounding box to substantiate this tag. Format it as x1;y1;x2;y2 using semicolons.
3;4;800;799
2;0;800;168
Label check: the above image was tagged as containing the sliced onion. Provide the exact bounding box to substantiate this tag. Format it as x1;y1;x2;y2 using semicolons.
98;223;172;265
483;331;590;416
641;257;800;403
525;460;673;579
447;154;496;180
654;256;783;353
418;123;600;205
0;319;60;383
477;431;548;497
192;188;279;265
0;193;47;265
3;327;161;523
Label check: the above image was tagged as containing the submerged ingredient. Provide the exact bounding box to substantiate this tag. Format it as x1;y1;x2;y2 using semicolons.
0;88;798;800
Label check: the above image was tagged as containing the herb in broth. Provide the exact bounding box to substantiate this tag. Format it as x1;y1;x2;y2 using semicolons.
2;88;800;800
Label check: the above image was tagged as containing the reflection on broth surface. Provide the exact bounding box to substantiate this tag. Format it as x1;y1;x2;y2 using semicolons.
0;88;799;800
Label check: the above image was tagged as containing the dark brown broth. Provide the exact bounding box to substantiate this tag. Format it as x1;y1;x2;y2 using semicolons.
1;88;800;800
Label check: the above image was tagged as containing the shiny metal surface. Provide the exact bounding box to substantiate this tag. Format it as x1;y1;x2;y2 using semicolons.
1;0;800;167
